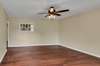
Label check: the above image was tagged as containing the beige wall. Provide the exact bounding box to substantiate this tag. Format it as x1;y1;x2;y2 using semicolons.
0;3;7;62
9;18;59;47
60;8;100;57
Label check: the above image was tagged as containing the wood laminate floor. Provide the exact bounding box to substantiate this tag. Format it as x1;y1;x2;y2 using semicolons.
0;45;100;66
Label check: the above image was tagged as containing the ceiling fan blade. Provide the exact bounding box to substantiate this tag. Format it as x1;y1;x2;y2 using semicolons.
56;9;69;13
45;15;48;17
38;12;48;14
55;13;61;16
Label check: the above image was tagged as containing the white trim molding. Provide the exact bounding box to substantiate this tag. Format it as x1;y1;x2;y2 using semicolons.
60;44;100;58
8;42;100;58
0;49;7;63
8;43;59;47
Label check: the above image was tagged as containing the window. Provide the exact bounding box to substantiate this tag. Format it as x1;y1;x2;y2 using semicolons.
20;24;34;32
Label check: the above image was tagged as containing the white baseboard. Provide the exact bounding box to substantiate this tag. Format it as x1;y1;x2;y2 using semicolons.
8;43;100;58
60;44;100;58
8;43;59;47
0;49;7;63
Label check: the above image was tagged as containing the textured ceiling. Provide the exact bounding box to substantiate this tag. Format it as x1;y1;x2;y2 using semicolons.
1;0;100;20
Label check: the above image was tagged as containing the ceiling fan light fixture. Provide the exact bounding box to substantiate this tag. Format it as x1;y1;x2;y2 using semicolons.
50;8;54;12
48;15;56;19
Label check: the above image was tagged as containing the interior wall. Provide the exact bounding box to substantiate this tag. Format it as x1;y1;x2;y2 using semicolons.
0;3;7;62
9;18;59;47
59;8;100;57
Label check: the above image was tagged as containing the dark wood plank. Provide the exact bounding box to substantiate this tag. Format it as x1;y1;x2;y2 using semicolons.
0;45;100;66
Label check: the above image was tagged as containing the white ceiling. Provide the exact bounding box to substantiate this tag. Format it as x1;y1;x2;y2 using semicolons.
1;0;100;20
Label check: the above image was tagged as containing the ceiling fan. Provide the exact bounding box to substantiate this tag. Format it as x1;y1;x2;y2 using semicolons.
38;6;70;19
